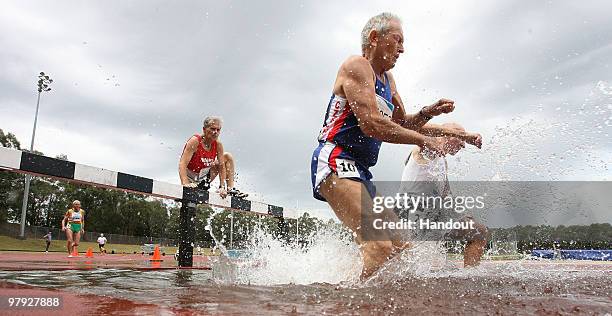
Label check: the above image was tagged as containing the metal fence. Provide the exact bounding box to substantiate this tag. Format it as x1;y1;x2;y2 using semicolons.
0;222;178;247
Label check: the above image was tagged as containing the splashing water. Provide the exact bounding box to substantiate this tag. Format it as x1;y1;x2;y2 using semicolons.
212;225;361;285
206;206;232;256
363;241;449;287
448;81;611;181
206;82;611;287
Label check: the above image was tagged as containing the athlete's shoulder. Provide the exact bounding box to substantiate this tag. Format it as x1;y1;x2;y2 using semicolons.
186;135;200;147
341;55;371;71
339;56;374;83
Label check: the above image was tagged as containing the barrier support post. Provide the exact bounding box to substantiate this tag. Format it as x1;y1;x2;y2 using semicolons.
178;200;196;267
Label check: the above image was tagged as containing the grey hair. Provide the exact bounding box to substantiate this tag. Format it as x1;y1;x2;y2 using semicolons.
72;200;81;205
203;116;223;128
361;12;402;53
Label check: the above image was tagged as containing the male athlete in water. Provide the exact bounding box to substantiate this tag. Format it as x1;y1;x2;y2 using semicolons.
400;123;488;267
179;116;247;198
311;13;482;279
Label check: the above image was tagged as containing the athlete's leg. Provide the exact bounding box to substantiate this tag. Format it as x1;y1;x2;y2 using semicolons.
463;220;488;266
464;238;487;266
449;217;488;266
222;152;236;189
73;230;81;254
65;229;74;255
208;165;219;184
208;152;236;189
208;152;235;188
319;173;404;279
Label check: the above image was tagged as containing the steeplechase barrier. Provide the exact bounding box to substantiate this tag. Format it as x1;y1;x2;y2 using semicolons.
0;146;288;266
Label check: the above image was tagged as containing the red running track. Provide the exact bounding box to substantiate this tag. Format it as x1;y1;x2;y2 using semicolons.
0;251;212;271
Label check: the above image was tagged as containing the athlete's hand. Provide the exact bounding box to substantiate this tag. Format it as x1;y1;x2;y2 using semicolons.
421;136;445;157
465;132;482;149
217;188;228;199
183;183;198;188
61;226;66;231
422;98;455;117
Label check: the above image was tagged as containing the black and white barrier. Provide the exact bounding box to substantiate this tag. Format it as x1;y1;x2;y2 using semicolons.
0;146;286;266
0;146;284;215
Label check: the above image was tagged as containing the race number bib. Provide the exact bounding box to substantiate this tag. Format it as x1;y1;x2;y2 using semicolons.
376;95;394;119
336;159;360;178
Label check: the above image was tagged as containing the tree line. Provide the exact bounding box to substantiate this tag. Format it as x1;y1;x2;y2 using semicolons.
491;223;611;251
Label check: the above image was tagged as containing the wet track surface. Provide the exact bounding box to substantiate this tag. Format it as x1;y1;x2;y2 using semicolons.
0;260;610;315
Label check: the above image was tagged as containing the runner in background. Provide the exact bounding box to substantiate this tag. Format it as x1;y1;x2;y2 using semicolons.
97;233;108;254
61;200;85;257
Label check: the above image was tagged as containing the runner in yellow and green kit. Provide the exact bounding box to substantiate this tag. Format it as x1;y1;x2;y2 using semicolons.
61;200;86;257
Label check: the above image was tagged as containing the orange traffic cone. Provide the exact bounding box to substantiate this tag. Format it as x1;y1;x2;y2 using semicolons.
85;247;94;258
150;245;163;262
71;246;79;257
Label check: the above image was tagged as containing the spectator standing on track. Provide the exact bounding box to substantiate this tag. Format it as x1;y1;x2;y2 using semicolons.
42;231;52;253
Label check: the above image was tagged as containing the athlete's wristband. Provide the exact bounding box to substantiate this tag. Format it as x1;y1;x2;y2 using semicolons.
419;107;433;120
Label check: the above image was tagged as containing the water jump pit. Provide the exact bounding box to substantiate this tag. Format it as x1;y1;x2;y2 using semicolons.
0;250;610;315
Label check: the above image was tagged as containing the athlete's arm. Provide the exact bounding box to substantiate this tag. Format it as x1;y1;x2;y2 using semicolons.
178;136;199;185
61;212;68;231
216;142;228;198
340;56;442;153
216;142;227;189
417;123;482;148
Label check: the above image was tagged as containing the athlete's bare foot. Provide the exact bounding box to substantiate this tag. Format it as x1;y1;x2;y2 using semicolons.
360;240;395;280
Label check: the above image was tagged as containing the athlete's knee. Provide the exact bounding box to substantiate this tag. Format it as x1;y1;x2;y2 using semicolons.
223;152;234;162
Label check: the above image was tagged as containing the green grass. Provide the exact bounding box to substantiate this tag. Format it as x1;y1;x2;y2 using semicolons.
0;235;182;254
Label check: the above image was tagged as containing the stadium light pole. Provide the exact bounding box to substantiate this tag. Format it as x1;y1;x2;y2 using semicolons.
19;72;53;239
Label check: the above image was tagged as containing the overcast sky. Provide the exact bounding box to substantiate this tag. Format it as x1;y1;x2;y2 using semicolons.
1;1;610;223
